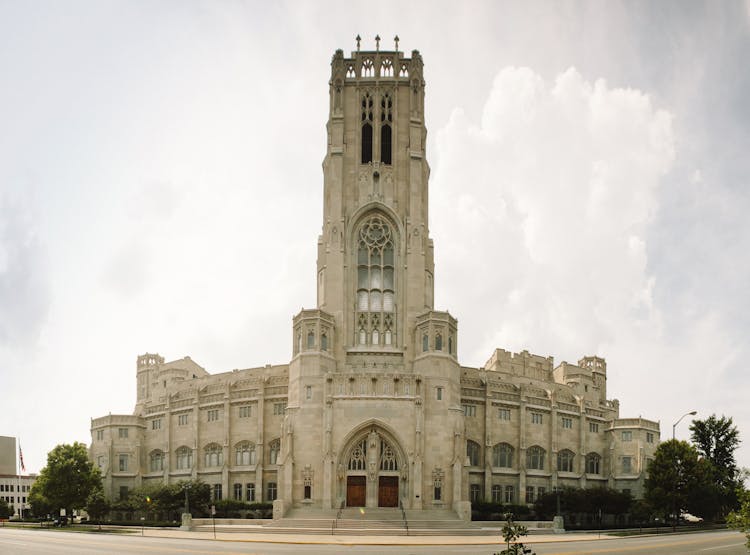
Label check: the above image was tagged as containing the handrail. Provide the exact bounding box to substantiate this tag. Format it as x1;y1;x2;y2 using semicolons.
399;499;409;536
332;500;344;535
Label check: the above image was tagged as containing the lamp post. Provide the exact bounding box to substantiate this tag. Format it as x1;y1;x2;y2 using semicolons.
672;410;697;440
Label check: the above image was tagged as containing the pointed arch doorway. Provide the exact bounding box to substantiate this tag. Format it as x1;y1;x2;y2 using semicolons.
341;427;404;508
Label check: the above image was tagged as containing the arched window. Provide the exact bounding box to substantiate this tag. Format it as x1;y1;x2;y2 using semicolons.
557;449;575;472
307;330;315;349
422;334;429;352
204;443;223;468
356;215;396;345
380;92;392;164
149;450;164;472
466;440;481;466
268;439;281;465
235;442;256;466
348;439;367;470
435;333;443;351
361;93;373;163
586;452;601;474
526;445;545;470
492;443;514;468
448;335;453;355
379;439;398;471
321;333;328;351
175;446;192;470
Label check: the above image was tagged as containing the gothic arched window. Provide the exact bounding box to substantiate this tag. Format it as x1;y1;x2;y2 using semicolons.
356;214;396;345
204;443;223;468
268;439;281;465
235;442;256;466
435;333;443;351
348;439;367;470
149;450;164;472
361;93;373;163
175;446;192;470
380;93;392;164
379;439;398;471
466;440;481;466
586;452;601;474
492;443;514;468
557;449;575;472
526;445;546;470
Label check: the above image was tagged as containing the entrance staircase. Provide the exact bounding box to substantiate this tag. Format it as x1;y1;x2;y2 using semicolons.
262;506;493;536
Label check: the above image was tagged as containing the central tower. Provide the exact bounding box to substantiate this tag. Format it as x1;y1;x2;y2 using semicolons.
283;39;463;517
316;42;434;355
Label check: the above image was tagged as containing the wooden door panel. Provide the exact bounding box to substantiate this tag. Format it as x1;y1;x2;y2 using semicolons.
378;476;398;507
346;476;366;507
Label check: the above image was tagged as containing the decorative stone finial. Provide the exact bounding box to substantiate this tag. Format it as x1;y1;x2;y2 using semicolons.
375;34;380;51
394;35;399;51
356;34;361;51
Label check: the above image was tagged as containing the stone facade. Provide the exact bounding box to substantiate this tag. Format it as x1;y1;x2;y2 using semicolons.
90;41;660;518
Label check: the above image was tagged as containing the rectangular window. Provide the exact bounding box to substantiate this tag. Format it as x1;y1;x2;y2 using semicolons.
151;419;161;430
622;431;632;442
531;413;543;425
239;405;252;418
304;485;312;499
119;486;129;500
118;428;128;439
498;408;511;421
561;417;573;429
207;409;220;422
96;430;104;441
504;485;514;503
273;403;287;415
463;404;476;417
525;486;535;503
622;456;633;474
97;455;104;469
537;486;546;498
178;414;189;426
267;482;277;501
646;432;654;443
306;386;312;400
212;484;222;501
589;422;599;433
434;485;442;501
118;454;128;472
234;484;242;500
436;387;443;401
246;483;256;502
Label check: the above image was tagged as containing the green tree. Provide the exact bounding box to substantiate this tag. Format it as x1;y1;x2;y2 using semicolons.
85;489;110;529
495;512;536;555
0;498;12;519
31;442;102;521
690;414;742;515
645;439;713;524
728;488;750;549
28;486;53;518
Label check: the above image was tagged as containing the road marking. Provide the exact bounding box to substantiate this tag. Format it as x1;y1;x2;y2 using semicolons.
540;535;746;555
699;543;747;551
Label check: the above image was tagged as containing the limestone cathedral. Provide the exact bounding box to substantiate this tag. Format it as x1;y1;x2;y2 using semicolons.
90;39;660;520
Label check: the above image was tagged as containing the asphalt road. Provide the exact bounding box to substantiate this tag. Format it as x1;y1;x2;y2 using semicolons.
0;528;746;555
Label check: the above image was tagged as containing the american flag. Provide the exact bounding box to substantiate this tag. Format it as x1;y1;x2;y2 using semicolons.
19;443;26;473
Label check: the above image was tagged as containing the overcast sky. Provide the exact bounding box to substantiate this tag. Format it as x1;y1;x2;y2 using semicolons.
1;1;749;475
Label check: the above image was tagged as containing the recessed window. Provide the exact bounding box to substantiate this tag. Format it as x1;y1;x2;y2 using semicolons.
96;430;104;441
234;483;243;500
151;419;161;430
435;334;443;351
246;483;255;502
504;485;514;503
267;482;277;502
269;439;281;465
204;444;223;467
531;413;543;425
207;409;220;422
274;402;287;415
492;443;513;468
646;432;654;443
306;385;312;400
118;428;128;439
235;442;257;465
176;446;192;470
466;440;481;466
557;449;575;472
589;422;599;433
178;413;189;426
498;408;511;421
118;454;128;472
561;417;573;429
150;451;164;472
622;431;632;442
239;405;252;418
622;456;633;474
436;387;443;401
212;484;222;501
526;445;545;470
586;452;601;474
463;404;476;417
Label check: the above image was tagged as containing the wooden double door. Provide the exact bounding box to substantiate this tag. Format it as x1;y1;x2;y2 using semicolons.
345;475;399;507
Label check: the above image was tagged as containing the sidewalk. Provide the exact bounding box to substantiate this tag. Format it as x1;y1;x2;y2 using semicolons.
138;527;611;546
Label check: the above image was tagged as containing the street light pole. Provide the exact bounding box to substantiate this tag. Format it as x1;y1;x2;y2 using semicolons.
672;410;697;440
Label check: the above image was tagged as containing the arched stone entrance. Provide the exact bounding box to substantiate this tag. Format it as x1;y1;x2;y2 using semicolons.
339;426;405;508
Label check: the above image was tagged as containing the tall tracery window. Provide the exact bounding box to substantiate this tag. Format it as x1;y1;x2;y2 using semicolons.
361;92;373;163
268;439;281;465
380;92;392;165
235;442;256;466
150;450;164;472
586;452;601;474
379;439;398;471
492;443;514;468
204;443;223;467
348;439;367;470
356;215;396;346
557;449;575;472
176;446;192;470
526;445;546;470
466;440;481;466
